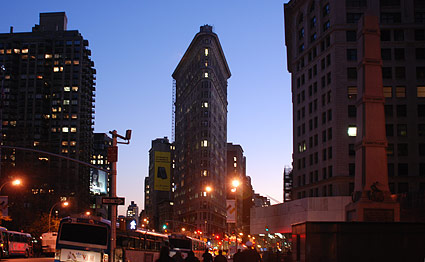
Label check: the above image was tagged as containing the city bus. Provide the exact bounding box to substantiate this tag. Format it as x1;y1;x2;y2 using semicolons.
117;229;169;262
55;216;169;262
55;216;111;262
0;227;33;258
169;234;206;259
41;232;58;256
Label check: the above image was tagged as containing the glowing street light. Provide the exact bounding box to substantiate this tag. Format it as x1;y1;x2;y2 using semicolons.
0;178;22;193
205;186;212;193
232;179;240;188
48;201;69;232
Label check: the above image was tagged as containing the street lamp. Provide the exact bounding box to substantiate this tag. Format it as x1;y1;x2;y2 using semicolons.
0;178;22;193
48;201;69;232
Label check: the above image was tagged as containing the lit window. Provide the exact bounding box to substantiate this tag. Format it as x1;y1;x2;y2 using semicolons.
418;86;425;97
0;50;4;54
202;170;208;177
6;49;11;54
202;102;208;108
205;61;208;67
201;140;208;147
63;100;70;105
71;127;77;132
53;67;60;72
37;75;43;79
234;163;237;168
72;86;79;91
62;127;69;133
233;157;237;161
205;48;209;56
383;86;392;98
348;126;357;136
64;86;71;92
396;86;406;97
348;86;357;99
65;60;72;65
204;72;208;78
73;60;79;65
54;54;61;58
14;49;20;54
45;54;52;59
70;141;77;146
71;114;78;119
34;141;39;147
62;141;68;146
51;114;57;119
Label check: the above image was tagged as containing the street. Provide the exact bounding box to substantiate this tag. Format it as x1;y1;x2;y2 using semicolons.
1;258;53;262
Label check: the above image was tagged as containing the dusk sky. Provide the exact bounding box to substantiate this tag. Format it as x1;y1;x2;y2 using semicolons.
1;0;292;215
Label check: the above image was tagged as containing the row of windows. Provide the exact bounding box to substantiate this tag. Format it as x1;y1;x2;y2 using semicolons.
347;86;425;99
297;166;333;185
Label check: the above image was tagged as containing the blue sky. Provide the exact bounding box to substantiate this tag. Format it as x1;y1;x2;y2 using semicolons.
1;0;292;214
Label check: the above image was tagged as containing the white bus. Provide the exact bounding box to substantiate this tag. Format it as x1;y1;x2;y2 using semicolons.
41;232;57;256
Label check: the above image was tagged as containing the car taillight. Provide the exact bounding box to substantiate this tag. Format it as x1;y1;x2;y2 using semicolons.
55;249;61;260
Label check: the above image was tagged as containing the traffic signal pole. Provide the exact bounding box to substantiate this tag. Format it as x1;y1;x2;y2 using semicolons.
108;130;131;262
110;130;117;262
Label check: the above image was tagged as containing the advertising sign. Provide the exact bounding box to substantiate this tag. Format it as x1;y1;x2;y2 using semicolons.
226;199;236;223
60;248;101;262
90;169;108;195
154;151;171;191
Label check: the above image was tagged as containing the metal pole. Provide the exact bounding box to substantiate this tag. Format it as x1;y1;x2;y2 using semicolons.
110;131;117;262
48;202;59;233
0;65;5;178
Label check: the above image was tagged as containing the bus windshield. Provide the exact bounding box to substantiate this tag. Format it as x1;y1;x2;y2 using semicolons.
59;223;108;246
169;238;191;250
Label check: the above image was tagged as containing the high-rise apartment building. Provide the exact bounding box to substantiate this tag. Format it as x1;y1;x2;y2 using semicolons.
172;25;231;235
0;12;96;221
144;137;174;231
284;0;425;212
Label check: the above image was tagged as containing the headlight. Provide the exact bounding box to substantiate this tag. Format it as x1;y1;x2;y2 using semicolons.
55;249;61;260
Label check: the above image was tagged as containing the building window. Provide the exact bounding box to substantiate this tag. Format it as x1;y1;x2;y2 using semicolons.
310;16;317;28
348;105;356;118
396;105;407;117
417;67;425;79
417;86;425;97
349;163;355;176
299;28;305;40
419;105;425;117
398;143;408;156
346;13;363;24
346;49;357;61
419;124;425;136
347;67;357;79
323;3;330;16
346;30;356;42
382;67;392;79
395;86;406;98
394;48;405;60
348;86;357;99
419;144;425;156
417;48;425;60
397;124;407;137
381;48;391;60
415;29;425;41
380;0;400;6
386;124;394;137
201;140;208;147
383;86;392;98
381;30;391;41
205;48;209;56
398;164;408;177
346;0;367;7
387;143;394;156
394;29;404;41
381;13;401;23
415;12;425;23
395;67;405;79
348;126;357;136
349;144;355;156
388;164;394;177
323;21;330;32
385;105;393;117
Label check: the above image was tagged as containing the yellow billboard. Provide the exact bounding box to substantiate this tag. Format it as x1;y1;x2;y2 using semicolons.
154;151;171;191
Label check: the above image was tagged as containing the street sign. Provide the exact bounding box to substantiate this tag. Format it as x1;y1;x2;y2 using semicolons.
108;146;118;162
102;197;125;205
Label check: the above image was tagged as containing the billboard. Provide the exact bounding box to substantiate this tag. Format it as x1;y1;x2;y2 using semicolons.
90;169;108;195
154;151;171;191
226;199;236;223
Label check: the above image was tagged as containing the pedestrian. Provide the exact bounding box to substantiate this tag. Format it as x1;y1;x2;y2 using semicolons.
213;250;227;262
202;249;213;262
156;246;175;262
173;251;184;262
233;249;242;262
240;241;262;262
185;251;200;262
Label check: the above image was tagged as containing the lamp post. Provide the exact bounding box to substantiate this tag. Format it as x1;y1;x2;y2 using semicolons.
230;179;240;251
0;179;22;194
48;201;69;232
0;65;6;178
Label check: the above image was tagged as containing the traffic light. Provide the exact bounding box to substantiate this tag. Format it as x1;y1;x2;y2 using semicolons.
265;225;269;232
163;223;167;229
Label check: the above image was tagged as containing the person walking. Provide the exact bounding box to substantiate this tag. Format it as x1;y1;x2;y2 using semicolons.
233;249;242;262
185;251;200;262
156;246;175;262
172;251;184;262
213;250;227;262
202;249;213;262
240;241;262;262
